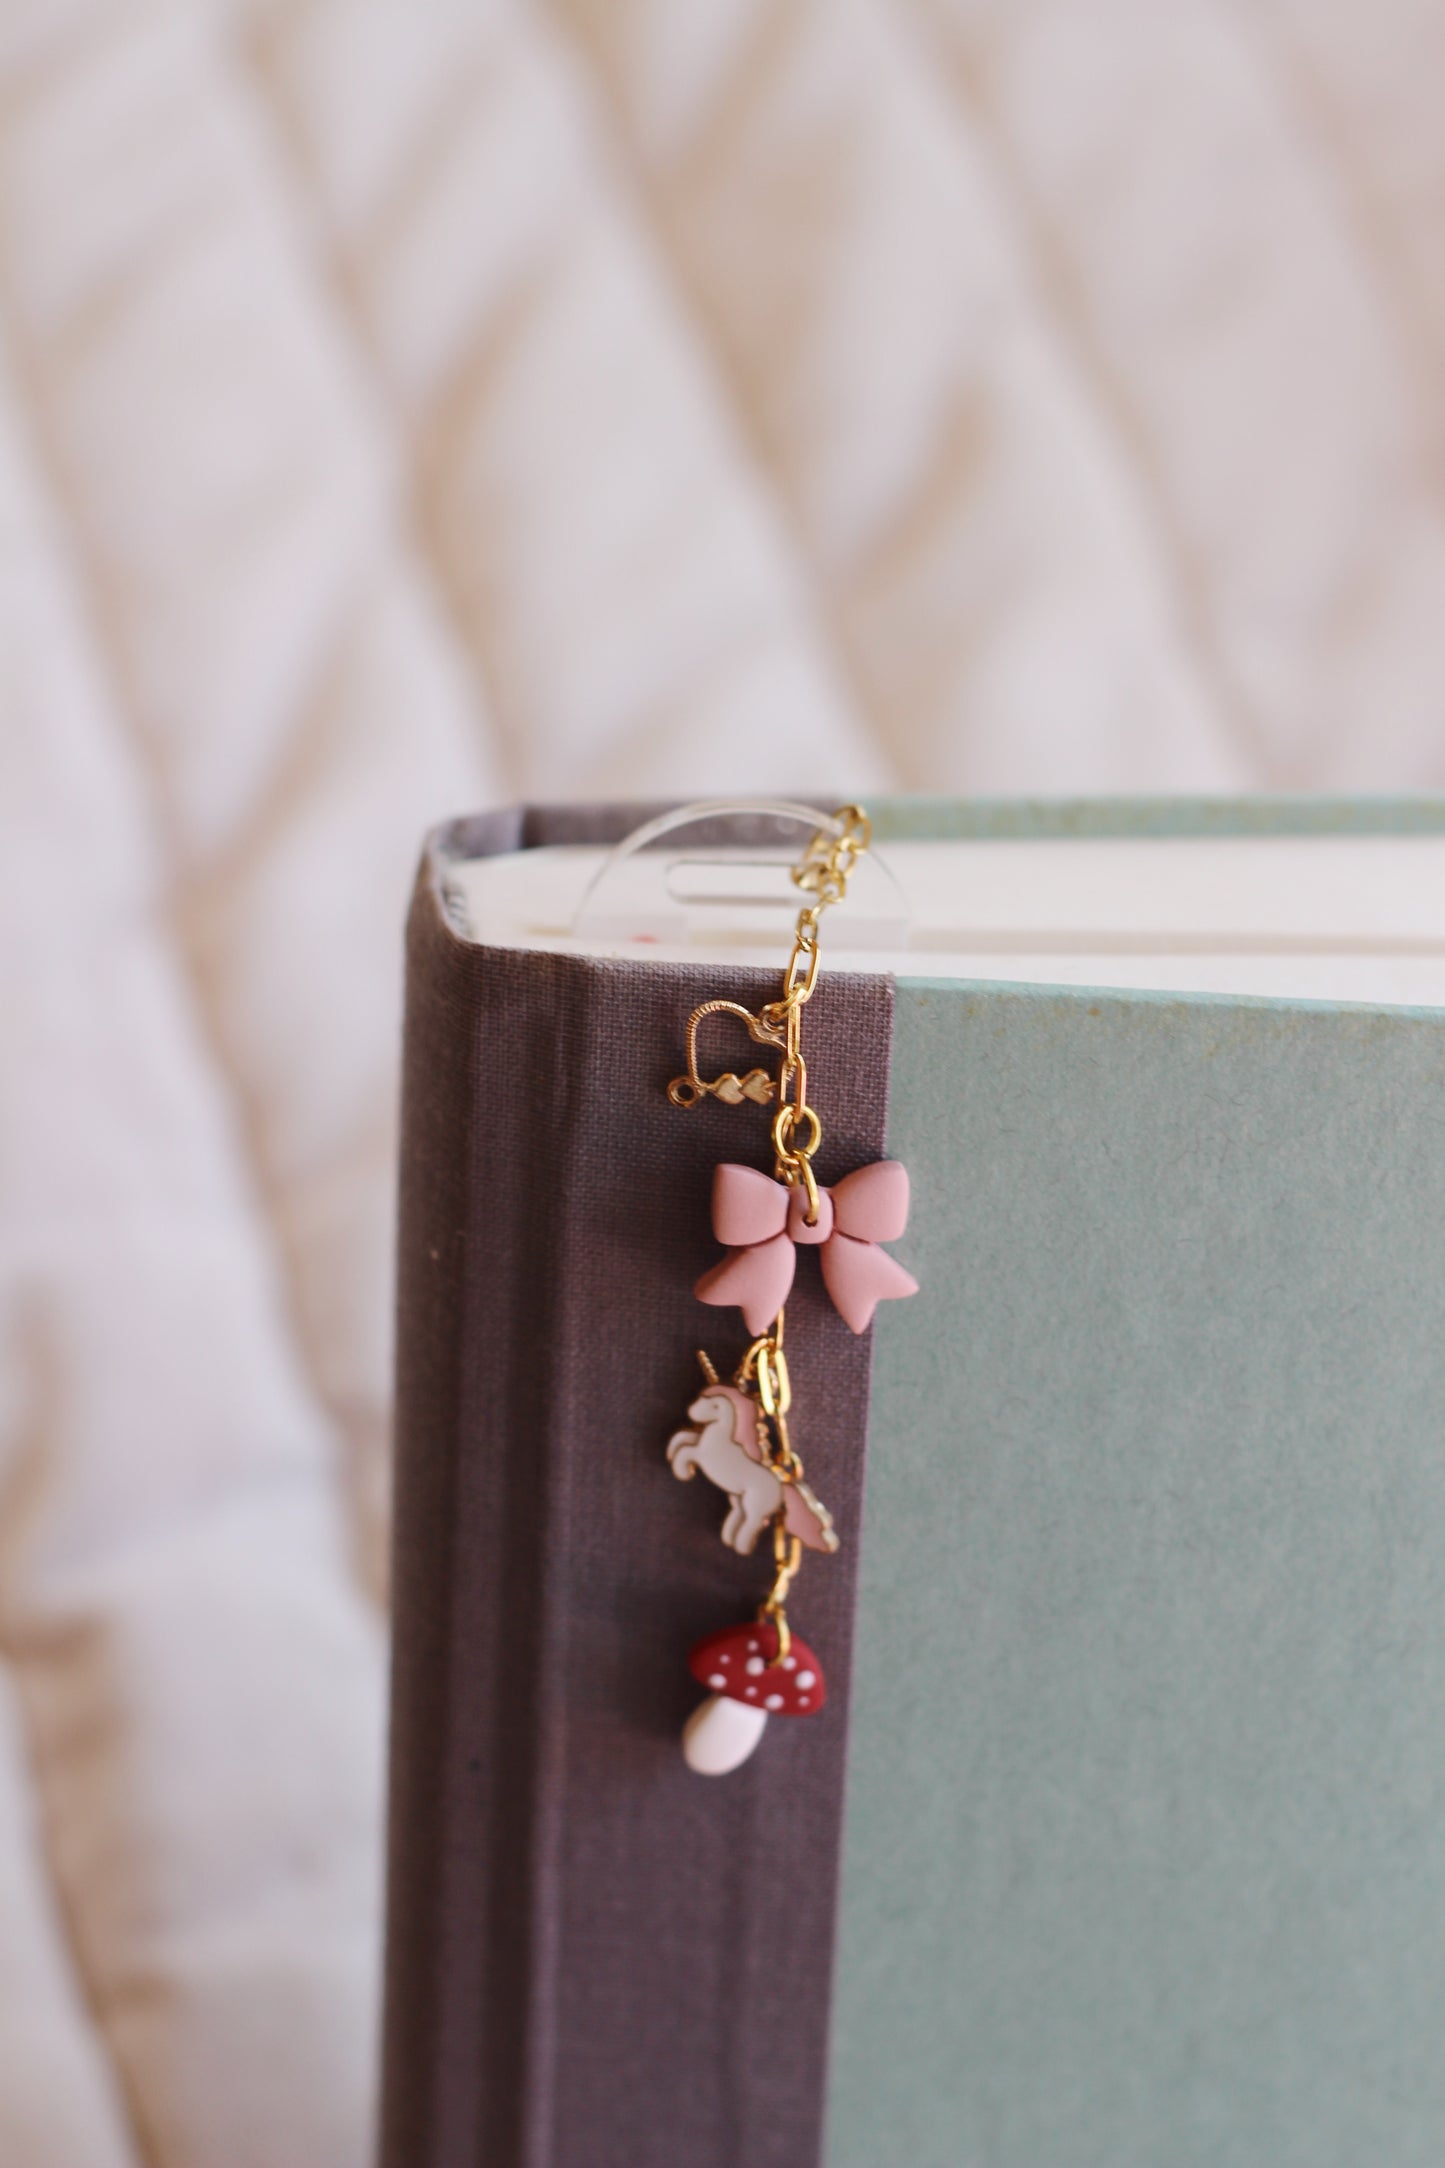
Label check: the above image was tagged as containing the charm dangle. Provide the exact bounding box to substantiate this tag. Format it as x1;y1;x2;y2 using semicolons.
696;1160;918;1334
666;1000;784;1109
682;1615;827;1776
659;804;918;1775
666;1343;838;1558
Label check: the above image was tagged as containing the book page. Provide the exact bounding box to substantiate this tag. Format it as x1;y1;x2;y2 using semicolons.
446;837;1445;1008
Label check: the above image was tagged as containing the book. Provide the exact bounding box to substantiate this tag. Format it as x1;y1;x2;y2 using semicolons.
383;798;1445;2168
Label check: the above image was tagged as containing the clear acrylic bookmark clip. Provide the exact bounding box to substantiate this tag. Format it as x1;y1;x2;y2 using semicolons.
570;800;910;953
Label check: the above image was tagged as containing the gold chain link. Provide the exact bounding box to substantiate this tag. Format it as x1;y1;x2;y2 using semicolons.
753;817;874;1652
761;803;871;1032
759;1522;801;1664
743;812;871;1656
764;805;871;1203
742;1315;811;1663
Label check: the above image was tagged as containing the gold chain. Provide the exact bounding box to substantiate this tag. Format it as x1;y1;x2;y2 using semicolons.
672;805;870;1664
736;1316;806;1661
763;804;871;1210
755;814;872;1643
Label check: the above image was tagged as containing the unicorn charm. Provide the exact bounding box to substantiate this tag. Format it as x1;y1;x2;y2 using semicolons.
667;1354;838;1558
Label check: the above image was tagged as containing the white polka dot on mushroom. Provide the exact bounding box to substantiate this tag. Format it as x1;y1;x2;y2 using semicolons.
796;1670;816;1689
707;1674;726;1689
765;1694;784;1711
745;1656;765;1676
783;1656;797;1670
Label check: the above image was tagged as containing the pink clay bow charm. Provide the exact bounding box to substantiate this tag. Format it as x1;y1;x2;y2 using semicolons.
696;1162;919;1335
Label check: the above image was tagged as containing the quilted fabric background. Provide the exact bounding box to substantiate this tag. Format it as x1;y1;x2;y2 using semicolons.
2;1;1443;2160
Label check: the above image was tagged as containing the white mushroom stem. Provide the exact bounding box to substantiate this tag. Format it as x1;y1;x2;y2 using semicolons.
681;1694;768;1775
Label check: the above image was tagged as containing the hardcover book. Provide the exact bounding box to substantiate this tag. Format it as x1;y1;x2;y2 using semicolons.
383;799;1445;2168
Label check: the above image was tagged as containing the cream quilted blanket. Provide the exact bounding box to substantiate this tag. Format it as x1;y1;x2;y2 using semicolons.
3;2;1443;2161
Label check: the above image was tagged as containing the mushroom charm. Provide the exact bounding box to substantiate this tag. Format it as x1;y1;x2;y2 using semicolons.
682;1619;827;1775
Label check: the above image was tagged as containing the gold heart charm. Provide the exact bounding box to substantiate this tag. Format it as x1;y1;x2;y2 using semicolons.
708;1068;776;1106
667;1001;784;1110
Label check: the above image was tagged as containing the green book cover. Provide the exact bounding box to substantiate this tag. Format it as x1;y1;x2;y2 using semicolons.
837;798;1445;2168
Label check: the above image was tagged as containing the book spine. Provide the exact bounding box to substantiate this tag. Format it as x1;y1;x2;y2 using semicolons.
381;851;894;2168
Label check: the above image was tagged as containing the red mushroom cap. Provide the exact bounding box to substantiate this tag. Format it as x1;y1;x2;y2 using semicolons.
687;1620;827;1717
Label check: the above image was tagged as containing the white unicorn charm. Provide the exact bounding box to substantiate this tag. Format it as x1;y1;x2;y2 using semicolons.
666;1353;838;1558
